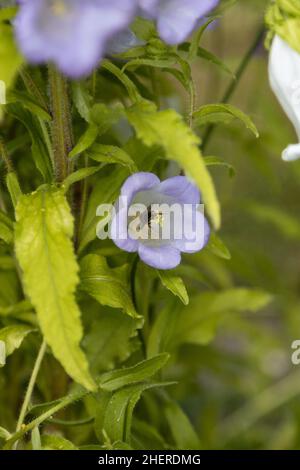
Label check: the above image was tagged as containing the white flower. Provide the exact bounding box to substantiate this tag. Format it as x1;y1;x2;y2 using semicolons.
269;35;300;161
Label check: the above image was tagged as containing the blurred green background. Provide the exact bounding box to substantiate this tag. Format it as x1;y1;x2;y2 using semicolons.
166;0;300;449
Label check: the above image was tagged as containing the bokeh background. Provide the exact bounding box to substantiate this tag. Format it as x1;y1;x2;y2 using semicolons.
165;0;300;449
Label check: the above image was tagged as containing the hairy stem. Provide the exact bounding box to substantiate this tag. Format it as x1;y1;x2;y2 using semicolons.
202;24;265;151
48;65;73;182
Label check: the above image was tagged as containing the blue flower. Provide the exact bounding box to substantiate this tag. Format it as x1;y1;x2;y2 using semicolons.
14;0;137;78
110;172;210;270
139;0;219;45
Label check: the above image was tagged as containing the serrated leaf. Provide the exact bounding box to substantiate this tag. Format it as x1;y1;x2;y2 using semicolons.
80;254;138;318
157;270;189;305
15;186;96;390
0;324;35;366
126;101;220;229
193;103;259;138
99;353;170;391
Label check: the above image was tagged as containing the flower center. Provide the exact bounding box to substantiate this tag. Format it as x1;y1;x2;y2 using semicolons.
50;0;68;16
147;207;164;228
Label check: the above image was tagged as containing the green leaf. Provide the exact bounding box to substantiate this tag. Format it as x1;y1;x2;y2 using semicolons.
72;82;92;122
78;166;128;252
0;426;11;440
84;308;137;375
179;42;233;76
0;23;23;121
0;221;13;245
87;144;137;172
62;165;103;192
41;434;78;450
157;270;189;305
6;171;22;209
193;103;259;138
15;186;96;391
206;233;231;260
126;101;221;229
204;156;236;177
7;90;51;121
80;254;139;318
99;353;170;392
31;426;41;450
7;104;53;181
170;288;273;347
103;382;170;444
101;60;141;103
69;123;99;158
165;399;201;450
0;325;35;366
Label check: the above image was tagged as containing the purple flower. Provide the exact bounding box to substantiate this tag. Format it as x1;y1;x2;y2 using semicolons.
14;0;137;78
139;0;219;45
110;172;210;270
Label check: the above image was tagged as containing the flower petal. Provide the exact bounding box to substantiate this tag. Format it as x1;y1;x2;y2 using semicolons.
282;143;300;162
269;35;300;150
14;0;137;78
156;0;219;45
138;243;181;269
121;172;160;204
155;175;200;204
110;202;139;253
174;209;210;253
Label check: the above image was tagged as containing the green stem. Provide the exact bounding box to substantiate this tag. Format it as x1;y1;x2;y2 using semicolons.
5;387;88;450
201;24;265;151
0;137;12;172
130;255;146;358
48;65;73;182
15;340;47;434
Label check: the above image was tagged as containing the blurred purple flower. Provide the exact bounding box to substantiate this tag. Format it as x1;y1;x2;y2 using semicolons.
139;0;219;44
110;172;210;270
14;0;137;78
